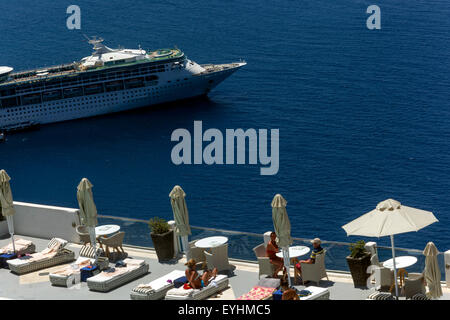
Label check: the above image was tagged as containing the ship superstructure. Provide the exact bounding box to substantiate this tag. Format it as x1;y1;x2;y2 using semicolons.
0;38;245;130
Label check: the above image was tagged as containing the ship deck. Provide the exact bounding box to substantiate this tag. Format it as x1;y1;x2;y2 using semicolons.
1;48;183;88
1;235;449;300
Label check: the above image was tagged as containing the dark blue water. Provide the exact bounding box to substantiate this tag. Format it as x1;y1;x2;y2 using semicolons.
1;0;449;251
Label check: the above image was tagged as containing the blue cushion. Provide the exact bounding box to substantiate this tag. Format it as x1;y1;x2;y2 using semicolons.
273;290;283;300
0;253;17;269
80;265;98;282
174;276;187;288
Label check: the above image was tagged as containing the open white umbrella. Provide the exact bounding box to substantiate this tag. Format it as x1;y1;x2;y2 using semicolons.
423;242;442;299
271;194;293;287
0;170;16;253
77;178;99;262
169;185;191;257
342;199;438;298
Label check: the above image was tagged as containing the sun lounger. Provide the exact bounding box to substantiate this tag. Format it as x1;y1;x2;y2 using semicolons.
7;238;75;275
87;258;149;292
49;245;109;287
237;286;277;300
165;274;229;300
0;238;36;256
237;277;280;300
130;269;186;300
297;286;330;300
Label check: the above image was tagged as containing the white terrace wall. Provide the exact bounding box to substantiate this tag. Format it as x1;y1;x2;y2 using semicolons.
6;201;81;243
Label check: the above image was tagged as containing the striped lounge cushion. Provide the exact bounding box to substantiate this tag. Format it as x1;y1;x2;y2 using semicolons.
367;292;395;300
133;286;156;294
411;293;430;300
79;245;96;259
47;238;68;250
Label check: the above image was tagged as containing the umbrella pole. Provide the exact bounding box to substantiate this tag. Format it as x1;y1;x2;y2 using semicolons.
282;247;292;287
11;234;15;253
390;235;399;299
6;216;15;253
181;235;190;258
88;227;98;264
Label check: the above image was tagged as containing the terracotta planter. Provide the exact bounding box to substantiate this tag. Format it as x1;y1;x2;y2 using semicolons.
151;230;174;262
346;253;371;287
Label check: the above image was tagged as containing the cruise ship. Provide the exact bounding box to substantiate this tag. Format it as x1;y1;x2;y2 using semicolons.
0;38;246;131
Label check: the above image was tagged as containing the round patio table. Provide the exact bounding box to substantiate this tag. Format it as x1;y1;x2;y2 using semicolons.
95;224;120;237
194;236;228;249
383;256;418;295
276;246;310;259
382;256;417;270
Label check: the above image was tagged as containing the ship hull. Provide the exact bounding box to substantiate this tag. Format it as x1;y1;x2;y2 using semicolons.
0;64;243;129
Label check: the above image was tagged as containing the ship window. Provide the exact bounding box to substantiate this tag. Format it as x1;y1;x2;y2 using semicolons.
84;84;104;95
22;94;42;105
1;88;16;97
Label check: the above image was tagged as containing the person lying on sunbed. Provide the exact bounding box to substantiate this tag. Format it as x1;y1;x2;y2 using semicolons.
185;258;218;289
266;232;285;278
295;238;324;277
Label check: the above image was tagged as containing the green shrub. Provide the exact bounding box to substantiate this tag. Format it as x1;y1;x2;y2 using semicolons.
148;217;170;235
349;240;369;258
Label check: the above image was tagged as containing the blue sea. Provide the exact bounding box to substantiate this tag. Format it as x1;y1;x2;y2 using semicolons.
1;0;449;251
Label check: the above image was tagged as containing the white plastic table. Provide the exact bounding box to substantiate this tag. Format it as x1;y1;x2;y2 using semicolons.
382;256;418;270
276;246;310;259
95;224;120;237
194;236;228;249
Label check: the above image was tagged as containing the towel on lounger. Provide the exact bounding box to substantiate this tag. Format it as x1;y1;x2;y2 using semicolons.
0;239;32;254
167;286;195;297
100;259;145;278
51;258;91;276
237;286;276;300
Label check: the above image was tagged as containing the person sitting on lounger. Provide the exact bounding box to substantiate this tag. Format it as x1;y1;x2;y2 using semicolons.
185;259;218;289
295;238;324;277
266;232;285;278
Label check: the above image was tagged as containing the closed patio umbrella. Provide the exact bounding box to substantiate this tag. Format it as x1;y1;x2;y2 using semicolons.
423;242;442;299
169;185;191;257
77;178;99;262
342;199;438;298
271;194;293;287
0;170;16;253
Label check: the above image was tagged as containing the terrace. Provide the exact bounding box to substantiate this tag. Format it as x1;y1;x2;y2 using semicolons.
0;202;449;300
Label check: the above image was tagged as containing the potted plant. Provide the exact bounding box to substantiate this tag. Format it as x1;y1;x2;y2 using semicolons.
148;217;174;262
346;240;371;287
